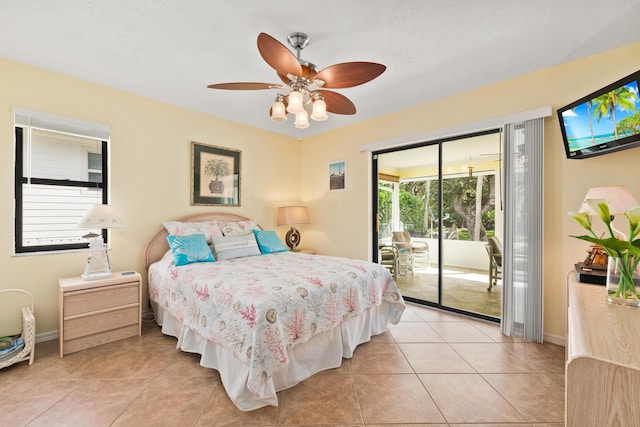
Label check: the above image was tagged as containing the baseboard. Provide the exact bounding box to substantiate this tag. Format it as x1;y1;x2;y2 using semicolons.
36;330;58;343
37;311;562;347
544;332;565;347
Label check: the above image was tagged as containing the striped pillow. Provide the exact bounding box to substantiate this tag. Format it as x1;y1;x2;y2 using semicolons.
211;234;261;260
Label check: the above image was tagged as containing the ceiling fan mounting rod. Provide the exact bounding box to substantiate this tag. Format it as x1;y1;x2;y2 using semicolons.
287;32;309;61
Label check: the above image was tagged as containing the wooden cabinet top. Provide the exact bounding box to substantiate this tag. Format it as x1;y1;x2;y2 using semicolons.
567;272;640;368
59;271;141;292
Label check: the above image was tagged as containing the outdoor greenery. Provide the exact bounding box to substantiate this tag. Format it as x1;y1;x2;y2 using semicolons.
379;174;496;242
378;183;393;226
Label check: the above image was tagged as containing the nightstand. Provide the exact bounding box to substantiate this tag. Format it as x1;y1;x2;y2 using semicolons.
59;271;142;357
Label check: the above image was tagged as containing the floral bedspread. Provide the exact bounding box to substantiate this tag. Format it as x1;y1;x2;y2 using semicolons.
148;251;405;397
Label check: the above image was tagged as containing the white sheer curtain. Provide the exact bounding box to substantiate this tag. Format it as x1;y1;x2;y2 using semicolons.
501;118;544;342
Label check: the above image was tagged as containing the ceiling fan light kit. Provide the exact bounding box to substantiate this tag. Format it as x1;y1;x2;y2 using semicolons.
208;32;386;129
310;96;328;121
271;95;287;121
286;89;304;114
294;109;310;129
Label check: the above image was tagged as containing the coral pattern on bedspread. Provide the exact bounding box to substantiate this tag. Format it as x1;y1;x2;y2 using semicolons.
148;251;404;398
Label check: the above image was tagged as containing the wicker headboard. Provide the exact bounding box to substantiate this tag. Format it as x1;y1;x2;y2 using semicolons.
142;212;257;269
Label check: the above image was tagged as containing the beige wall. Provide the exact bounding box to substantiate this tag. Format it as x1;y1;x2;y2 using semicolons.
299;41;640;341
2;40;640;341
0;58;300;335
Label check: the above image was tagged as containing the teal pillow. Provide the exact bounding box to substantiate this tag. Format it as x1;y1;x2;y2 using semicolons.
166;233;215;266
252;229;289;254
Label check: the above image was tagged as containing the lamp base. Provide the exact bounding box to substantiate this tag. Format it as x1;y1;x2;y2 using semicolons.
285;227;301;251
82;271;113;281
82;235;113;281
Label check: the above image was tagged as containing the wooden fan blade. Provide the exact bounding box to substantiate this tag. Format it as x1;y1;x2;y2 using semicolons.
317;90;356;115
257;33;302;78
314;62;386;89
207;82;277;90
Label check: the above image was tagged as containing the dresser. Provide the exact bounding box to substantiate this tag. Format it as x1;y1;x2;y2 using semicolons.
59;271;142;357
566;272;640;426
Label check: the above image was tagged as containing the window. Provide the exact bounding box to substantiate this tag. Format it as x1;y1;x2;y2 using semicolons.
87;152;103;183
14;111;110;253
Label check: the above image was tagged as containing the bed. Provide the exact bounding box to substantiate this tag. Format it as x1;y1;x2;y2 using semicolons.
144;212;405;411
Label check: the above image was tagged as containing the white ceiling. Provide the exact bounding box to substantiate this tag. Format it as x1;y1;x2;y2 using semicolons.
1;0;639;140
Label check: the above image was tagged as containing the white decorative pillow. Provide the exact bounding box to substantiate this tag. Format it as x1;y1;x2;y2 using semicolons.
163;221;223;243
219;220;259;236
211;234;261;260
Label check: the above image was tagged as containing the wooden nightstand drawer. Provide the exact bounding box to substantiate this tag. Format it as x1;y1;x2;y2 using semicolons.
59;271;142;357
64;305;139;340
64;283;139;317
64;324;140;356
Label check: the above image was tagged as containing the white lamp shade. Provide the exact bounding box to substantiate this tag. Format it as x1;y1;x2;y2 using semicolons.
270;100;287;122
277;206;310;226
311;98;328;121
287;90;304;114
78;204;125;229
578;186;639;215
294;110;310;129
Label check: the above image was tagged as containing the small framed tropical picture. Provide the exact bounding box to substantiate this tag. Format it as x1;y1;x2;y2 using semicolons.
191;142;241;206
329;160;346;191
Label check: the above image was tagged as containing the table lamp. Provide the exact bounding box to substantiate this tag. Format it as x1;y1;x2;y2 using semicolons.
77;204;124;280
578;185;638;239
579;185;638;215
277;206;310;251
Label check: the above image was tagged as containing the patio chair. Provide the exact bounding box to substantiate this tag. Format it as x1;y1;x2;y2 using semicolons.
392;231;430;272
379;245;399;280
485;236;502;291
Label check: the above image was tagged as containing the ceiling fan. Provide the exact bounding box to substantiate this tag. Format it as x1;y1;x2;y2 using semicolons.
207;32;386;128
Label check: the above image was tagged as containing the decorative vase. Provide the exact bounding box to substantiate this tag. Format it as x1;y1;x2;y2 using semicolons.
209;179;224;194
606;255;640;307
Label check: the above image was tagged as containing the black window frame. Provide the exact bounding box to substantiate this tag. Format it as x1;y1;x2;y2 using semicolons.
14;126;109;253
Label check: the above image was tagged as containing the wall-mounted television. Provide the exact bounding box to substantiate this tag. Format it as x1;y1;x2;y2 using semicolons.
558;70;640;159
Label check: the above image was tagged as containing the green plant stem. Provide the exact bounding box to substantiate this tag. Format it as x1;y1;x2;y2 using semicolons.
611;254;640;299
594;226;640;299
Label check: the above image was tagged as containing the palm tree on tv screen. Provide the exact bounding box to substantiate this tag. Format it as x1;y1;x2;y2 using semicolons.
592;87;638;139
571;100;595;146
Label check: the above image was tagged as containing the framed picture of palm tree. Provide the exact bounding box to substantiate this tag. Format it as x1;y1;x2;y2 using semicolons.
191;141;241;206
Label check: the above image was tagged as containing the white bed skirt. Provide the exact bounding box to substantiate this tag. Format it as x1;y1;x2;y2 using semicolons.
151;301;391;411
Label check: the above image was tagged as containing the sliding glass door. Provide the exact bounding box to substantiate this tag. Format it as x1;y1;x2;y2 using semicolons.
373;130;502;320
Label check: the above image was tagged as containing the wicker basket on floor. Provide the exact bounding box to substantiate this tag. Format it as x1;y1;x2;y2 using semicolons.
0;289;35;369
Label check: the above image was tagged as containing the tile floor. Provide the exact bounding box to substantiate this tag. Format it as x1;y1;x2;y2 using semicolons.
0;303;566;426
